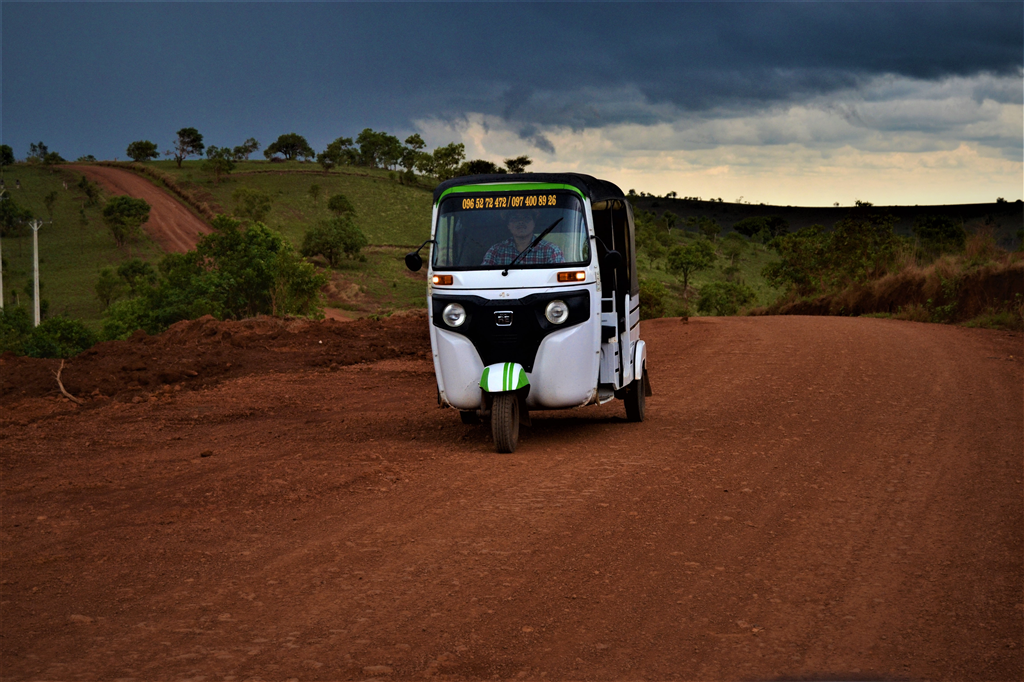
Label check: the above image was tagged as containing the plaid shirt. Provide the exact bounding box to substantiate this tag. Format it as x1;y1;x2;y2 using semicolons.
482;238;565;266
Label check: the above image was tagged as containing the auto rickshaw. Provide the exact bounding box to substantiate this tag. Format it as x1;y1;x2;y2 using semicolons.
406;173;650;452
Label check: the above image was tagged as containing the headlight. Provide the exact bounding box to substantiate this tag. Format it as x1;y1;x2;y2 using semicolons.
442;302;467;327
545;300;569;325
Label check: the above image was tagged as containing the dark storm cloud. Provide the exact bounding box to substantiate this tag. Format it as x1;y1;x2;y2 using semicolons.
1;2;1021;160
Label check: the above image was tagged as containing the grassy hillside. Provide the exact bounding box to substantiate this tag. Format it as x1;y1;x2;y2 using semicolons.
1;165;162;328
636;230;783;316
147;160;436;247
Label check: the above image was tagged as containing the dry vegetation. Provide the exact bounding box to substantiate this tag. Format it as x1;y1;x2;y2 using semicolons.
759;230;1024;329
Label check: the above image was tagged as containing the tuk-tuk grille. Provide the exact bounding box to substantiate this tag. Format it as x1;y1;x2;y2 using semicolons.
431;290;590;374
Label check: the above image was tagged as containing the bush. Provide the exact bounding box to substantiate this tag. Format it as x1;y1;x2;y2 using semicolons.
638;279;669;320
102;297;157;341
23;316;98;358
233;187;273;224
301;216;368;266
0;306;33;354
697;281;757;316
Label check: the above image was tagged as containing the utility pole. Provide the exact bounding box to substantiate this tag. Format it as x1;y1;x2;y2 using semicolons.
0;189;6;311
30;219;42;326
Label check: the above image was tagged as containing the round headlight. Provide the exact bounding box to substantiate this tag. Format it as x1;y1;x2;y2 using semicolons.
545;300;569;325
442;302;467;328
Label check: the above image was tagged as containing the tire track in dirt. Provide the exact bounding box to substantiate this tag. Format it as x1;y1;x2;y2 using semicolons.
66;165;212;252
1;316;1020;681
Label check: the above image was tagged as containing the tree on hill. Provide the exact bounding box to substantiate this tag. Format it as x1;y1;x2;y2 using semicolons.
401;134;426;173
95;267;126;309
733;215;789;239
0;194;33;237
458;159;503;176
0;145;14;166
126;140;160;163
720;232;747;266
504;155;533;173
232;138;260;161
102;196;150;248
202;146;236;185
301;215;368;266
265;133;314;161
317;136;357;172
117;258;158;294
356;129;403;169
43;191;58;222
327;193;356;217
667;239;717;293
167;128;205;168
693;216;721;241
27;141;49;162
429;143;466;181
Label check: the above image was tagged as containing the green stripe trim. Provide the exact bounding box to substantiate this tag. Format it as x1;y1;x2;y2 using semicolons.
480;366;490;389
437;183;585;205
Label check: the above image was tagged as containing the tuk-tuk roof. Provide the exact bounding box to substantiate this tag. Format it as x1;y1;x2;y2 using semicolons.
433;173;626;205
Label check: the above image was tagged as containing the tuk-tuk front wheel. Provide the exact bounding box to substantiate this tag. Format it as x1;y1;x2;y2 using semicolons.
491;392;520;453
624;367;647;422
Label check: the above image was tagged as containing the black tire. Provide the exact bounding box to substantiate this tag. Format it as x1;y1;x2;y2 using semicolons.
459;410;480;425
491;392;520;453
624;367;646;422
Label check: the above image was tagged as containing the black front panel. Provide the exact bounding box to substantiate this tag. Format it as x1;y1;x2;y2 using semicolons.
432;290;590;373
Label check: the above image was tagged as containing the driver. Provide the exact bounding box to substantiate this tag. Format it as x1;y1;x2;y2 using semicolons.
482;214;564;266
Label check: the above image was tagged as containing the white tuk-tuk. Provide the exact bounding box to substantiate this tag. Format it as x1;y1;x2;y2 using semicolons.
406;173;650;452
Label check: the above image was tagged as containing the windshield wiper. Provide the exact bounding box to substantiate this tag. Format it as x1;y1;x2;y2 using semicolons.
502;217;563;276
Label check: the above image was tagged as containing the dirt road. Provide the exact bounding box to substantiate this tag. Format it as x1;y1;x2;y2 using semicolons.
66;165;212;252
1;315;1021;681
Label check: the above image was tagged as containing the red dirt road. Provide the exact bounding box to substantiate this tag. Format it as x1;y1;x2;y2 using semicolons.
66;165;212;252
1;315;1021;681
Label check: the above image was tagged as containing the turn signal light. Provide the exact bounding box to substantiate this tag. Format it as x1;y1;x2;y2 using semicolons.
432;274;453;285
557;271;586;282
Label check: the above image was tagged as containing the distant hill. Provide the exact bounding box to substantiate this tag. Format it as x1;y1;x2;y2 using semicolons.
633;196;1024;250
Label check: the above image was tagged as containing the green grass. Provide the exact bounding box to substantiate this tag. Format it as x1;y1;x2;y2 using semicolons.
146;159;436;247
1;165;162;329
322;246;430;316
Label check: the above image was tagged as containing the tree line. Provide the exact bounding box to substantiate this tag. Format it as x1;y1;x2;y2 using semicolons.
119;128;533;184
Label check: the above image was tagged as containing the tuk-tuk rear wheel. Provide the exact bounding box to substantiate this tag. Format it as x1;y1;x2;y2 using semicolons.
625;367;646;422
491;392;520;453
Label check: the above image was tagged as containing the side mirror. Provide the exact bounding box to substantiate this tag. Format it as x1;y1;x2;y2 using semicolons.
405;251;423;272
603;250;623;269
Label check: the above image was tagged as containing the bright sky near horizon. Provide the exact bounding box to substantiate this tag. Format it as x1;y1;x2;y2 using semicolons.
2;1;1021;207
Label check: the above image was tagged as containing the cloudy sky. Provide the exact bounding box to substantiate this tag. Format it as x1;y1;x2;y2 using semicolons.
2;1;1021;206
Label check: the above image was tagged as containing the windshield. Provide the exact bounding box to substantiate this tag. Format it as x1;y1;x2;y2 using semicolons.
433;190;590;270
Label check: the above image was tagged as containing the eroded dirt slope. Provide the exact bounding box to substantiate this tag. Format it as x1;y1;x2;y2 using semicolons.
67;165;212;252
1;315;1021;681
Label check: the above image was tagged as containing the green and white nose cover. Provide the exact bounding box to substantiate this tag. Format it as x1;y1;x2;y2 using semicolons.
480;362;529;393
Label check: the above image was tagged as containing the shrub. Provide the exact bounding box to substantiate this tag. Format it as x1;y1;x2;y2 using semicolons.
102;297;164;341
301;216;368;266
233;187;273;223
327;193;357;217
638;279;669;320
24;316;98;358
0;306;33;354
913;215;966;258
697;281;757;316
